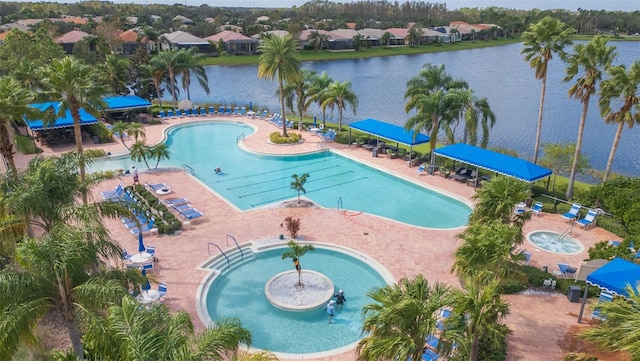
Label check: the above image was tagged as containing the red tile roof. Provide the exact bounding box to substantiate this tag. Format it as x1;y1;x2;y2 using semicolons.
56;30;90;44
204;30;252;42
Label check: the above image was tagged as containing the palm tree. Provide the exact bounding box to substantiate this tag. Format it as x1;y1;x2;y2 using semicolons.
257;34;302;137
522;16;575;164
149;143;170;169
404;63;467;165
452;220;524;280
290;173;309;203
598;61;640;182
150;49;184;112
579;284;640;356
356;274;450;361
144;62;167;107
130;140;152;169
76;296;252;360
321;80;358;132
308;30;328;52
448;276;510;361
100;54;130;95
305;71;333;126
447;87;496;147
110;121;146;151
179;48;210;101
0;224;131;360
407;26;421;46
39;57;108;204
0;77;42;176
280;240;315;286
282;69;316;122
380;31;392;46
469;176;532;235
563;35;617;200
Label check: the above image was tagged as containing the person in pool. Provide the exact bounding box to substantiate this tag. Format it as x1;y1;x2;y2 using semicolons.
214;167;222;174
334;289;346;307
324;300;335;323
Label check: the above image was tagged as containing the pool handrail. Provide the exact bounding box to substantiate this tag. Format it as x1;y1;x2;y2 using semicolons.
207;243;229;268
226;234;244;261
182;164;195;176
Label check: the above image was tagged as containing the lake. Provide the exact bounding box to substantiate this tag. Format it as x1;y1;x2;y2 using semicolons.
169;41;640;178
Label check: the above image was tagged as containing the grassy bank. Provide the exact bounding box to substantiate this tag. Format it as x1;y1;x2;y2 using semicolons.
201;37;523;66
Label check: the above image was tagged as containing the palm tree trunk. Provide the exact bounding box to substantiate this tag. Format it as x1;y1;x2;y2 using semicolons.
533;72;548;164
322;108;327;126
338;107;343;132
0;123;17;175
470;333;480;361
278;76;288;137
603;121;623;182
566;98;590;200
154;80;163;107
70;103;87;205
66;319;85;360
430;113;438;166
169;70;177;111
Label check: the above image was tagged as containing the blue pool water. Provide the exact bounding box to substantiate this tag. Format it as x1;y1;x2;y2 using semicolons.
91;121;471;228
204;246;388;354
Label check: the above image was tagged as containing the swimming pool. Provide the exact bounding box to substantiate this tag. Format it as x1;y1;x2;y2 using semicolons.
199;244;391;356
91;121;471;228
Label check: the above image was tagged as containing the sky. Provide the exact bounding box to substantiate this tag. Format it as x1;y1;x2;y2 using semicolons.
173;0;637;11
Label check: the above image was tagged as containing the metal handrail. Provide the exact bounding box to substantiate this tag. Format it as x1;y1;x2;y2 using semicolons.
226;234;243;261
207;243;229;268
337;196;342;210
182;164;195;176
236;133;245;143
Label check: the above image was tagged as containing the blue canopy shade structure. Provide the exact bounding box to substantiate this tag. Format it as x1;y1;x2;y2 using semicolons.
586;258;640;297
577;257;640;323
434;143;552;182
26;102;98;130
349;118;430;146
103;95;152;112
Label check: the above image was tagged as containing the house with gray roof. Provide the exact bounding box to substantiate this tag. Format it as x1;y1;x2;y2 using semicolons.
160;30;211;53
56;30;92;54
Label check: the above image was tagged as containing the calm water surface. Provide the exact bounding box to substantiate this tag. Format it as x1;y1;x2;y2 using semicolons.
173;41;640;177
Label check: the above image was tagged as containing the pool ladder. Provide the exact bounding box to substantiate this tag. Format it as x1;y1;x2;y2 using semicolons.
236;133;245;143
226;234;244;261
207;243;229;268
337;196;342;210
182;164;195;176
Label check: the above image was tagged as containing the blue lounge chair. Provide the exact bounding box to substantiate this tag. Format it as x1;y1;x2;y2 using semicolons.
260;110;268;119
576;209;598;229
531;201;543;216
416;164;426;173
233;107;240;116
102;183;125;200
425;335;439;350
200;107;206;115
561;203;581;221
226;106;232;115
422;349;440;361
183;210;204;220
557;263;577;279
145;182;169;192
129;218;156;235
171;203;193;212
218;105;224;114
240;107;246;116
158;110;166;118
164;198;189;206
167;110;174;117
209;106;214;114
158;283;167;298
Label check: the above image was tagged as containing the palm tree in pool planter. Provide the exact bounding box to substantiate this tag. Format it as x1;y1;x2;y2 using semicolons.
290;173;309;203
281;240;315;287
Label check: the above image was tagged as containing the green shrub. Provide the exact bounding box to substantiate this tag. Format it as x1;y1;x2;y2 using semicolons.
88;123;114;143
269;132;302;144
500;280;527;294
521;265;554;287
84;148;107;158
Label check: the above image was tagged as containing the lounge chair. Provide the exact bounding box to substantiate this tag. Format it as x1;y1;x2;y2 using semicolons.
171;203;193;212
164;198;189;206
576;209;598;229
158;110;166;118
416;164;426;173
129;218;156;235
102;183;125;200
209;106;215;114
425;335;439;350
158;283;168;298
452;167;472;182
145;182;169;192
423;349;440;361
561;203;581;222
556;263;577;279
531;201;543;216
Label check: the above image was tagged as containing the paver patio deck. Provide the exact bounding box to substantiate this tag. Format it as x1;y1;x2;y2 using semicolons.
17;113;621;361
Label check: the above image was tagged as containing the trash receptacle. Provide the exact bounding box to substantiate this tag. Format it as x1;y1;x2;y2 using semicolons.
567;285;581;303
372;149;378;157
427;165;435;175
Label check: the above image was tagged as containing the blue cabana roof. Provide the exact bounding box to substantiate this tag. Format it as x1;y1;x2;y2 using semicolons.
350;118;430;146
103;95;152;112
586;258;640;298
26;102;98;130
434;143;552;182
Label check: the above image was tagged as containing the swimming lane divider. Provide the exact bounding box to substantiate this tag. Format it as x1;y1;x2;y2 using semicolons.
235;171;355;197
214;159;332;183
240;176;368;200
224;165;342;190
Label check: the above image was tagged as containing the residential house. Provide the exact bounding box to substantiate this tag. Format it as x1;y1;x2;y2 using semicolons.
117;29;150;55
159;30;211;52
204;30;257;55
357;28;386;47
420;28;446;43
327;29;358;50
298;29;331;49
251;29;290;40
0;22;31;32
384;28;408;45
173;15;194;26
56;30;91;54
256;16;269;23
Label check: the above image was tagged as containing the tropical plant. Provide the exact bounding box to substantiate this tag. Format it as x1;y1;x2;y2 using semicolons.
179;48;210;101
452;221;525;281
258;34;302;137
380;31;392;46
282;69;316;122
109;121;147;151
404;63;467;165
321;80;358;132
598;60;640;182
352;33;365;51
356;274;450;361
150;49;185;111
144;61;167;107
99;54;130;95
280;240;315;286
447;276;511;361
290;173;309;203
469;176;532;235
129;141;151;170
149;143;170;169
0;77;42;176
39;57;108;204
539;143;589;192
305;71;333;126
579;284;640;357
0;223;133;360
563;35;617;200
308;30;328;52
521;16;575;164
446;87;496;147
283;216;301;239
407;26;421;46
75;296;252;361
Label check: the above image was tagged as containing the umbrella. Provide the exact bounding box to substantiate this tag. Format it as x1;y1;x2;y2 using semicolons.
141;268;151;292
313;116;317;127
138;233;146;253
249;101;253;111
